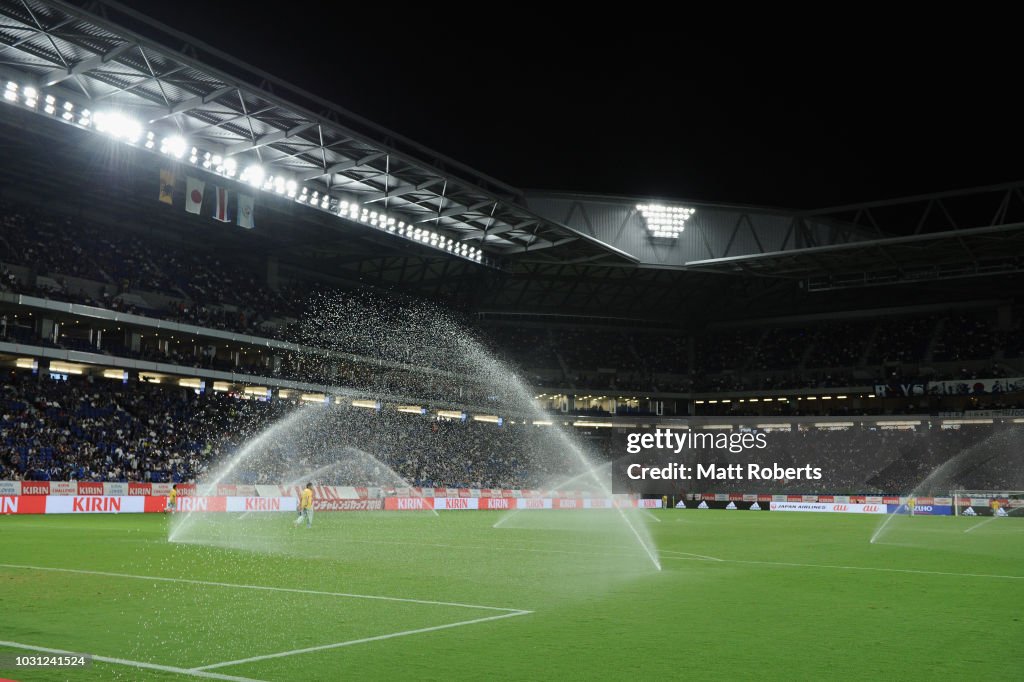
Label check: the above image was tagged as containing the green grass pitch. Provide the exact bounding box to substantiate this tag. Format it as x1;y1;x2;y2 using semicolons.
0;510;1021;680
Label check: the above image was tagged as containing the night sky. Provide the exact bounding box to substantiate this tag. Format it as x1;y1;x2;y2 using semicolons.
126;4;1021;210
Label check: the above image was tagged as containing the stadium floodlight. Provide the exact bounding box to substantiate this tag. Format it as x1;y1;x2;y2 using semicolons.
273;176;286;194
437;409;466;420
222;157;237;176
637;203;696;239
93;111;142;143
78;109;91;126
160;135;187;159
241;164;265;187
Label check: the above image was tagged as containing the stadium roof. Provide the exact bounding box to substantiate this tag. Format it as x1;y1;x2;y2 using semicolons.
0;0;634;265
2;0;1024;320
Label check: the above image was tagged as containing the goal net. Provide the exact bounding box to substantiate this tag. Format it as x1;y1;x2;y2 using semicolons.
952;490;1024;517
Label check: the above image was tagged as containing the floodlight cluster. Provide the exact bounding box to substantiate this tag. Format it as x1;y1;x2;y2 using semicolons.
637;203;696;238
2;79;489;266
293;189;483;261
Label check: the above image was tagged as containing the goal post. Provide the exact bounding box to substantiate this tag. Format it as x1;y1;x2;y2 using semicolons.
952;490;1024;517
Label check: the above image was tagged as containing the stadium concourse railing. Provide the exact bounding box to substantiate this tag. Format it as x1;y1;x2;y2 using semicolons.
0;481;663;515
3;289;546;398
0;291;463;380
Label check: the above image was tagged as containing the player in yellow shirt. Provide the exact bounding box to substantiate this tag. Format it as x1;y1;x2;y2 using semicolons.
293;483;314;528
167;484;177;513
907;496;915;516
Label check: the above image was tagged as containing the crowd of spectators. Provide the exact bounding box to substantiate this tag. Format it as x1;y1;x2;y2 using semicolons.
3;371;1022;494
933;312;998;362
2;198;1024;398
0;372;588;489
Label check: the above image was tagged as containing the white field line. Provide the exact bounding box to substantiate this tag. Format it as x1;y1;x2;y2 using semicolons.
193;611;531;671
658;554;1024;580
227;534;714;565
657;549;724;562
963;517;997;533
0;639;266;682
343;537;656;561
212;534;661;561
640;509;662;522
0;563;523;613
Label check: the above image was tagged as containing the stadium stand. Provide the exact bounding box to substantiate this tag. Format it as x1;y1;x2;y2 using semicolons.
0;372;581;489
3;200;1024;407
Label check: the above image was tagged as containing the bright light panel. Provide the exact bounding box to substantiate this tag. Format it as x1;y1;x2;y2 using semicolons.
93;111;142;143
637;203;696;239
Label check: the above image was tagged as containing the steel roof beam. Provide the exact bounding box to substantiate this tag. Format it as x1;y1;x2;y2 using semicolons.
361;178;444;204
298;151;386;181
41;41;135;86
225;122;317;155
149;84;235;121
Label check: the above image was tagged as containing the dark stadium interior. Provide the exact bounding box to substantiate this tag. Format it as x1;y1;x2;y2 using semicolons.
2;6;1024;681
2;0;1024;491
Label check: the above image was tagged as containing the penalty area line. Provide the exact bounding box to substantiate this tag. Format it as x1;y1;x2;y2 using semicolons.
0;639;266;682
658;550;723;562
659;555;1024;580
963;517;997;533
192;611;532;671
0;563;524;613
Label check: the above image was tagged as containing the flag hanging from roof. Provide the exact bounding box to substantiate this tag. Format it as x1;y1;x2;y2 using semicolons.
159;168;175;205
213;186;230;222
185;176;204;214
237;194;255;229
